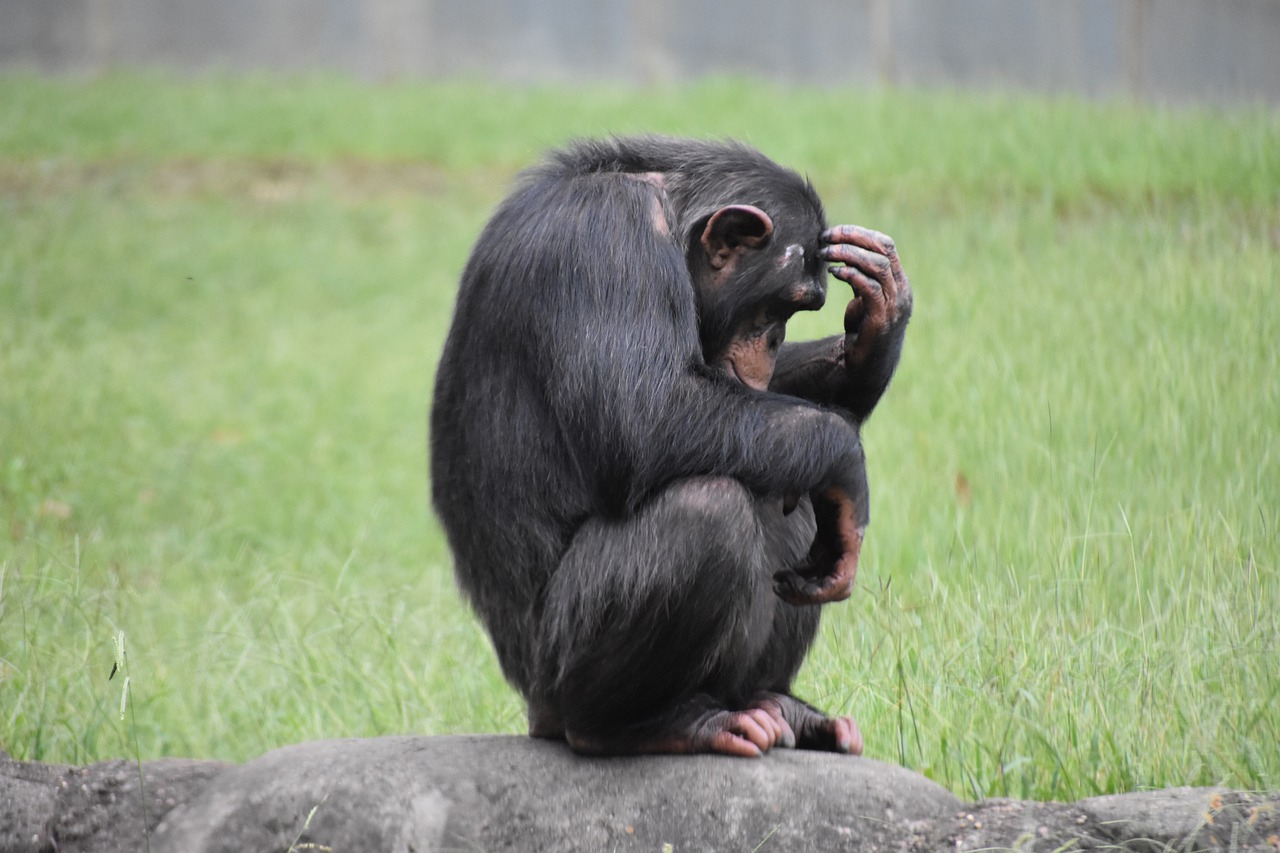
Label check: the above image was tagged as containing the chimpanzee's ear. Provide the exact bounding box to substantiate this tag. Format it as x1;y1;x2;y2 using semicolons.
700;205;774;270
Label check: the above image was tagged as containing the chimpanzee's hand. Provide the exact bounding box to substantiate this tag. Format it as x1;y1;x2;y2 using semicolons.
773;486;865;606
819;225;913;419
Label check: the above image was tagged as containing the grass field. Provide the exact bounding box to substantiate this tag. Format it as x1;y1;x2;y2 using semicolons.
1;74;1276;802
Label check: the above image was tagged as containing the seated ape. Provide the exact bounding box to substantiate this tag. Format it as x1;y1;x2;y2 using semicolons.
431;137;912;757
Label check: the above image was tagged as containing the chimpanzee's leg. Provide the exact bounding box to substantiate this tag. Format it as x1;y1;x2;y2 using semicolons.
532;477;783;756
743;507;865;755
533;476;856;757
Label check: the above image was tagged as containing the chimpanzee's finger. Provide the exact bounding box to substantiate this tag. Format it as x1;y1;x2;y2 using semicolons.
822;223;894;257
829;266;884;336
773;569;854;605
772;568;806;602
773;569;825;604
828;264;884;304
820;243;895;296
821;247;898;314
750;701;797;749
804;573;855;604
709;730;763;758
759;707;795;750
834;717;864;756
777;717;797;749
745;707;784;748
823;225;906;290
843;294;867;338
730;711;774;752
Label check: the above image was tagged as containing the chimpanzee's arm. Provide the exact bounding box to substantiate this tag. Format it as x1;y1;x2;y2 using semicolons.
770;226;912;423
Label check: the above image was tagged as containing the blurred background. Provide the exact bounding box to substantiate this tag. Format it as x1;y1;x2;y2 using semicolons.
4;0;1279;104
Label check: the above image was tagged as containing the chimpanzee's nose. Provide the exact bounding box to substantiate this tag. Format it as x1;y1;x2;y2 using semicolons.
786;278;827;311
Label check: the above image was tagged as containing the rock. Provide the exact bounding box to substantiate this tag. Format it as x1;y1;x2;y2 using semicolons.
0;755;227;853
1078;788;1280;852
2;736;1277;852
150;735;960;852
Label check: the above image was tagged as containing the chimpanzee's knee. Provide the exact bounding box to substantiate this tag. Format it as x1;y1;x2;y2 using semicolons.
647;476;761;573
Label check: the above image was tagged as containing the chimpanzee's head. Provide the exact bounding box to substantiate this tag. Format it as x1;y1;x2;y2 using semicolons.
678;165;831;390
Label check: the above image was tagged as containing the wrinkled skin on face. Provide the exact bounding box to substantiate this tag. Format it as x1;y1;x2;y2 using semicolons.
695;206;829;393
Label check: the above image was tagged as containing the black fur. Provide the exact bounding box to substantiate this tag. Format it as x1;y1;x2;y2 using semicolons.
430;136;889;745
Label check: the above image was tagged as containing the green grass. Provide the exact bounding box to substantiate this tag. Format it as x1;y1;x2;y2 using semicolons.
1;73;1276;802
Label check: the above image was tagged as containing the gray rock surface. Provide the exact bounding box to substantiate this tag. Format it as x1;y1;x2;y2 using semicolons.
2;735;1277;852
0;754;227;853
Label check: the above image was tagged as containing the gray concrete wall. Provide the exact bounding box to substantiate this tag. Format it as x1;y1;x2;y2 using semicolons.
2;0;1278;104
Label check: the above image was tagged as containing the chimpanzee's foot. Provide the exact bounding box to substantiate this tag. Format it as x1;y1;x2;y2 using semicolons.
750;692;863;755
564;706;791;758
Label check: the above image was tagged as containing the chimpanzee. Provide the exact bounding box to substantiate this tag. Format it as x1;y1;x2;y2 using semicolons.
430;136;911;757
